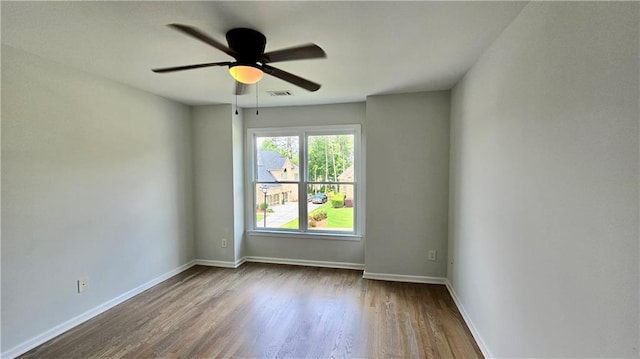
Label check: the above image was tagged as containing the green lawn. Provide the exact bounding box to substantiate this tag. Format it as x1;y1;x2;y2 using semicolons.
281;217;298;229
281;203;353;230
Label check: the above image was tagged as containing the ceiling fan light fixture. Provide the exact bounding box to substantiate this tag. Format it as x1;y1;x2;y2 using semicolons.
229;64;264;84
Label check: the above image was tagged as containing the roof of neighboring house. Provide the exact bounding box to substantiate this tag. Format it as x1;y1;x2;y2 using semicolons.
257;150;298;188
338;164;354;181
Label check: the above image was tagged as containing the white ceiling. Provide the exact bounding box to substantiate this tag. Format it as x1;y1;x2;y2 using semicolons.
1;1;527;108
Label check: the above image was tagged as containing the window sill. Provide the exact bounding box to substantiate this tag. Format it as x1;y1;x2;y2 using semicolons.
246;230;363;241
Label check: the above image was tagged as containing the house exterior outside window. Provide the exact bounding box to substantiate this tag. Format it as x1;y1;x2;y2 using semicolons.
255;150;299;207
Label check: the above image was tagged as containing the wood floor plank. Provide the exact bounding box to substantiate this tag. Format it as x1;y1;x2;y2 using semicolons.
18;263;483;358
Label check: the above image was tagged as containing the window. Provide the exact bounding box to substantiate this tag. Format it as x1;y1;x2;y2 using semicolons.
247;125;361;236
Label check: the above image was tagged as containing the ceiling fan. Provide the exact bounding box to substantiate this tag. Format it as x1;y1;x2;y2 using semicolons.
152;24;327;95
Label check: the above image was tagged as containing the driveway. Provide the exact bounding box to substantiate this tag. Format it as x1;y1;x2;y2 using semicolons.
257;201;321;228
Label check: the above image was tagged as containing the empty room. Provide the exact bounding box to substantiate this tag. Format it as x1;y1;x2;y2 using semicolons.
2;1;638;358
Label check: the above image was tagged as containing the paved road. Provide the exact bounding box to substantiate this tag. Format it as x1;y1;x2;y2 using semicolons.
257;201;321;228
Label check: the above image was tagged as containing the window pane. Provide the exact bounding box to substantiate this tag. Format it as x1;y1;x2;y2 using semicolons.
256;183;299;229
307;134;354;182
307;184;354;232
256;136;299;183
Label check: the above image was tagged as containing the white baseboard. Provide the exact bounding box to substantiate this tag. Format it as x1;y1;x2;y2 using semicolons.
243;256;364;270
1;260;196;359
362;271;447;284
444;279;492;358
194;257;245;268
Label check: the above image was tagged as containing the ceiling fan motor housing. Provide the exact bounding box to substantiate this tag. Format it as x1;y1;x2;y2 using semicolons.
226;28;266;63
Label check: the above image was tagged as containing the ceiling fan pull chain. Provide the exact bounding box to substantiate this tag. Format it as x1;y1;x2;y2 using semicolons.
256;82;260;116
235;93;239;115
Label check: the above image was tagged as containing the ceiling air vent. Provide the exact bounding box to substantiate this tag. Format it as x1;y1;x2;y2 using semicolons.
267;90;293;97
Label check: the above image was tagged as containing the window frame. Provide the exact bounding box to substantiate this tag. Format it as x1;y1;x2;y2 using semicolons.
246;125;363;239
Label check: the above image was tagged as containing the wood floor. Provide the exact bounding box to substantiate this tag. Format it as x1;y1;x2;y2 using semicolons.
19;263;483;358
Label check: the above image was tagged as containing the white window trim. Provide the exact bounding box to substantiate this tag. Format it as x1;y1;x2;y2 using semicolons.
245;125;363;239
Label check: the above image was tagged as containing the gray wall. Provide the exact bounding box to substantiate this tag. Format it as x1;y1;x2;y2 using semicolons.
232;111;245;261
1;46;195;351
365;92;450;277
192;105;243;263
243;103;366;265
448;2;639;357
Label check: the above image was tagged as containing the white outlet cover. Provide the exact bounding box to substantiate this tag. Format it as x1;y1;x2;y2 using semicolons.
428;250;437;261
78;278;88;293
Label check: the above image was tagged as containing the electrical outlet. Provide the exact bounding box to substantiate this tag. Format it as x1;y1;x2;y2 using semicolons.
221;238;228;248
428;250;437;262
77;278;88;293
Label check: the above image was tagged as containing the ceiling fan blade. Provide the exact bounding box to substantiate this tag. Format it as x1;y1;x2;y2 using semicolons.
168;24;237;58
261;64;321;92
261;43;326;63
152;61;231;73
235;81;249;95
